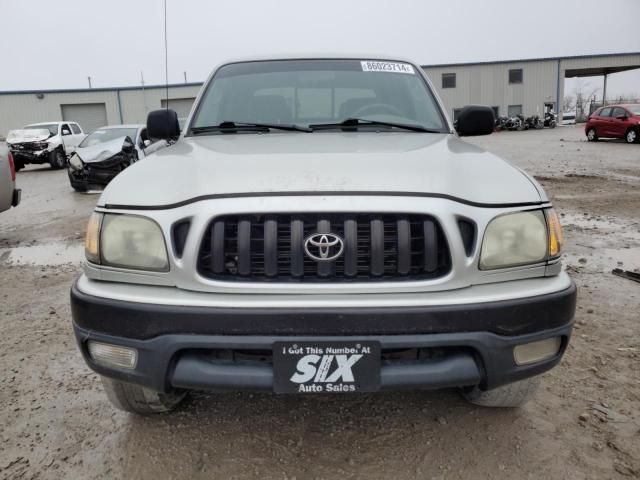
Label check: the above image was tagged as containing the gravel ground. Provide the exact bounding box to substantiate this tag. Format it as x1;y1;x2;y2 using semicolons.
0;126;638;480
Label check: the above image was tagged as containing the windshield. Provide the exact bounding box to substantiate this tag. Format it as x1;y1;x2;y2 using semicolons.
79;128;137;148
25;124;58;135
625;104;640;115
191;59;447;133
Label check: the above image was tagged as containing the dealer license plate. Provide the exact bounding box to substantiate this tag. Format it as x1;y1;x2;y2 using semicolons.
273;341;380;394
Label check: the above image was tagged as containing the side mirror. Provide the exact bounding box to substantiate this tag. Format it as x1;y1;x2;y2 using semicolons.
61;128;71;136
455;105;495;136
143;139;151;148
147;109;180;141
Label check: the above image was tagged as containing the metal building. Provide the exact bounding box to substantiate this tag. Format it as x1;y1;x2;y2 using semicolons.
422;52;640;121
0;83;201;137
1;52;639;137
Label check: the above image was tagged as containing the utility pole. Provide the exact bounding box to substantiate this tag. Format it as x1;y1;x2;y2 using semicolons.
141;72;147;115
87;76;92;88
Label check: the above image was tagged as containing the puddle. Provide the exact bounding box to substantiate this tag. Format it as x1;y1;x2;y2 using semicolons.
0;242;84;266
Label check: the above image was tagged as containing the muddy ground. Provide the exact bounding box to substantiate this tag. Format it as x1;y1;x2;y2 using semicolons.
0;126;638;480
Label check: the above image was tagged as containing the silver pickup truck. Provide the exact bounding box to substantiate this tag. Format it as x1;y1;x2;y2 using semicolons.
71;56;576;414
0;144;21;213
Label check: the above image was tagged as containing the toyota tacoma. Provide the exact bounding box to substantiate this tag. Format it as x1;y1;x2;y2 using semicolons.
71;57;576;414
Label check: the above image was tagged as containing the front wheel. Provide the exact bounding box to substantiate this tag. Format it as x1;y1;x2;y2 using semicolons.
625;129;638;144
586;128;598;141
461;376;540;408
49;149;66;169
100;376;187;415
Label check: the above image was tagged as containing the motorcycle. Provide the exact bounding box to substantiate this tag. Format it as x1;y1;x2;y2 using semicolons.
525;115;544;129
495;116;509;131
544;111;557;128
505;115;524;131
516;114;528;131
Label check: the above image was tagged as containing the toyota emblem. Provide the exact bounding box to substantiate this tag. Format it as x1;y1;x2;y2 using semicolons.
304;233;344;262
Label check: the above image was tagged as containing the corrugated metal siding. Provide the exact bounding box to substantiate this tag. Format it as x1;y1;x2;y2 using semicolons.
0;85;202;137
423;60;558;119
118;85;201;125
0;90;119;137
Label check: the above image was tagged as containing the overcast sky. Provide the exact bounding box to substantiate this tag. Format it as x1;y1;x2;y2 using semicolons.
2;0;639;97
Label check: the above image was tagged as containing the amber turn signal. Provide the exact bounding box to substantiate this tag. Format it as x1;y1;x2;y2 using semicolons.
546;208;564;257
85;212;103;264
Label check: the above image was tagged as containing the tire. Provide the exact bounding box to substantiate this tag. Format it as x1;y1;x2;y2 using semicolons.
586;128;598;142
549;121;556;129
70;181;87;192
49;149;66;169
625;128;638;144
461;376;540;408
100;376;187;415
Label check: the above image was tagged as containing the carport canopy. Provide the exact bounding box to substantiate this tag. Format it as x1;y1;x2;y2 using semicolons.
564;65;640;77
564;63;640;108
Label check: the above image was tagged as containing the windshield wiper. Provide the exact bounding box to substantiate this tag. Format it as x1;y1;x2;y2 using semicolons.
309;118;440;133
190;121;311;135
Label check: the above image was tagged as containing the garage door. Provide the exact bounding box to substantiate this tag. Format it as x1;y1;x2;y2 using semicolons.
61;103;108;133
161;98;196;118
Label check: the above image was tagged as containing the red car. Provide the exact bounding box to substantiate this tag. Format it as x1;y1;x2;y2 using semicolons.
585;104;640;143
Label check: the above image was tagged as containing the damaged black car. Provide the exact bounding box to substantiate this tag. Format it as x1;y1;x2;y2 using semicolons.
66;125;162;192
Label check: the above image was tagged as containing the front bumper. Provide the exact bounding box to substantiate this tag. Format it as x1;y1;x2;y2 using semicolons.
71;276;576;394
68;155;129;189
11;149;49;164
68;165;119;189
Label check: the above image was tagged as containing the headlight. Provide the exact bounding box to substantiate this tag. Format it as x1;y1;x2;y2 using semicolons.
69;153;84;170
480;210;554;270
84;212;169;271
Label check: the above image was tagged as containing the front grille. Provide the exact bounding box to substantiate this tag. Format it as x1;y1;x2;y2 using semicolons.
11;142;46;151
197;213;450;282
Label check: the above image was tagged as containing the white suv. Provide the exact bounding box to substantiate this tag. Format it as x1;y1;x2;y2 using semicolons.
71;57;576;414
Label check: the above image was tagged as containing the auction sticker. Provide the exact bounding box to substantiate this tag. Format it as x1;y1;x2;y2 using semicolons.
361;60;415;74
273;341;381;394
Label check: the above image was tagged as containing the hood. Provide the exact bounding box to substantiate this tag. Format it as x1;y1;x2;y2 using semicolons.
6;129;51;144
76;137;129;164
98;132;543;208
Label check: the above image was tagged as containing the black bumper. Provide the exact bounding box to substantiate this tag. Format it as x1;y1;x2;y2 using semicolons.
68;167;117;189
11;150;49;165
11;188;21;207
71;280;576;393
